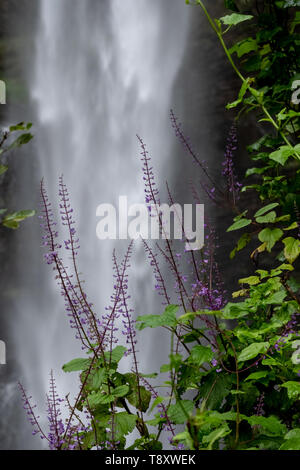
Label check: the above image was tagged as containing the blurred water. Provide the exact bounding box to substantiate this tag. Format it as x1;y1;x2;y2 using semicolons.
9;0;189;448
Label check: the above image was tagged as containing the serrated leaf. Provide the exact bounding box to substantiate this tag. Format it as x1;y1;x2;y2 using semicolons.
246;415;286;436
86;392;114;407
136;305;178;330
91;369;106;389
113;412;137;437
188;345;213;366
168;400;194;424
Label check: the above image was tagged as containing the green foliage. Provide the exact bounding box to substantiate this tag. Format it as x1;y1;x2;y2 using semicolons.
42;0;300;451
0;122;35;229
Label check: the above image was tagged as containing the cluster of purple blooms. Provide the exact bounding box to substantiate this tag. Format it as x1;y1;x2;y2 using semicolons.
221;125;242;205
22;111;298;451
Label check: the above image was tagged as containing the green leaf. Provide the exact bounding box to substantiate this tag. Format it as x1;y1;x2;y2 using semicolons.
284;429;300;440
136;305;178;330
229;38;257;58
0;164;8;176
168;400;194;424
188;345;213;366
91;369;106;389
62;357;90;372
256;211;277;224
246;415;286;436
104;345;127;363
258;228;283;252
280;438;300;450
113;412;137;437
238;342;269;363
220;13;253;26
227;218;251;232
112;385;130;398
282;237;300;263
202;425;231;449
230;233;251;259
222;302;249;320
269;146;294;165
245;371;269;382
255;203;279;218
8;132;33;150
86;392;114;407
125;374;152;412
239;276;260;286
2;209;35;229
281;381;300;400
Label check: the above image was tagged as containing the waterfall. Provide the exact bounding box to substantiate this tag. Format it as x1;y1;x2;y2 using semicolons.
6;0;189;448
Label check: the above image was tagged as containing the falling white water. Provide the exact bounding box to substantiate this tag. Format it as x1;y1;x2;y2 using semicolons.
11;0;189;448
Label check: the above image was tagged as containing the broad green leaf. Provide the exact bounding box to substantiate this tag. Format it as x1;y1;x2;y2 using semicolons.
281;381;300;400
245;371;269;382
220;13;253;26
136;305;178;330
105;345;127;363
284;429;300;440
222;302;249;319
113;412;137;436
282;237;300;263
227;218;251;232
229;38;257;58
125;373;152;412
254;203;279;218
269;146;294;165
239;276;260;286
256;211;277;224
112;385;130;398
2;209;35;229
280;438;300;450
202;425;231;449
62;357;90;372
258;228;283;252
188;345;213;366
238;342;269;362
86;392;113;407
168;400;194;424
91;369;106;389
246;415;286;436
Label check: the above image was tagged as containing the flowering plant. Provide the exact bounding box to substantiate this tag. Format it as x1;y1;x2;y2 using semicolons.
20;0;300;450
